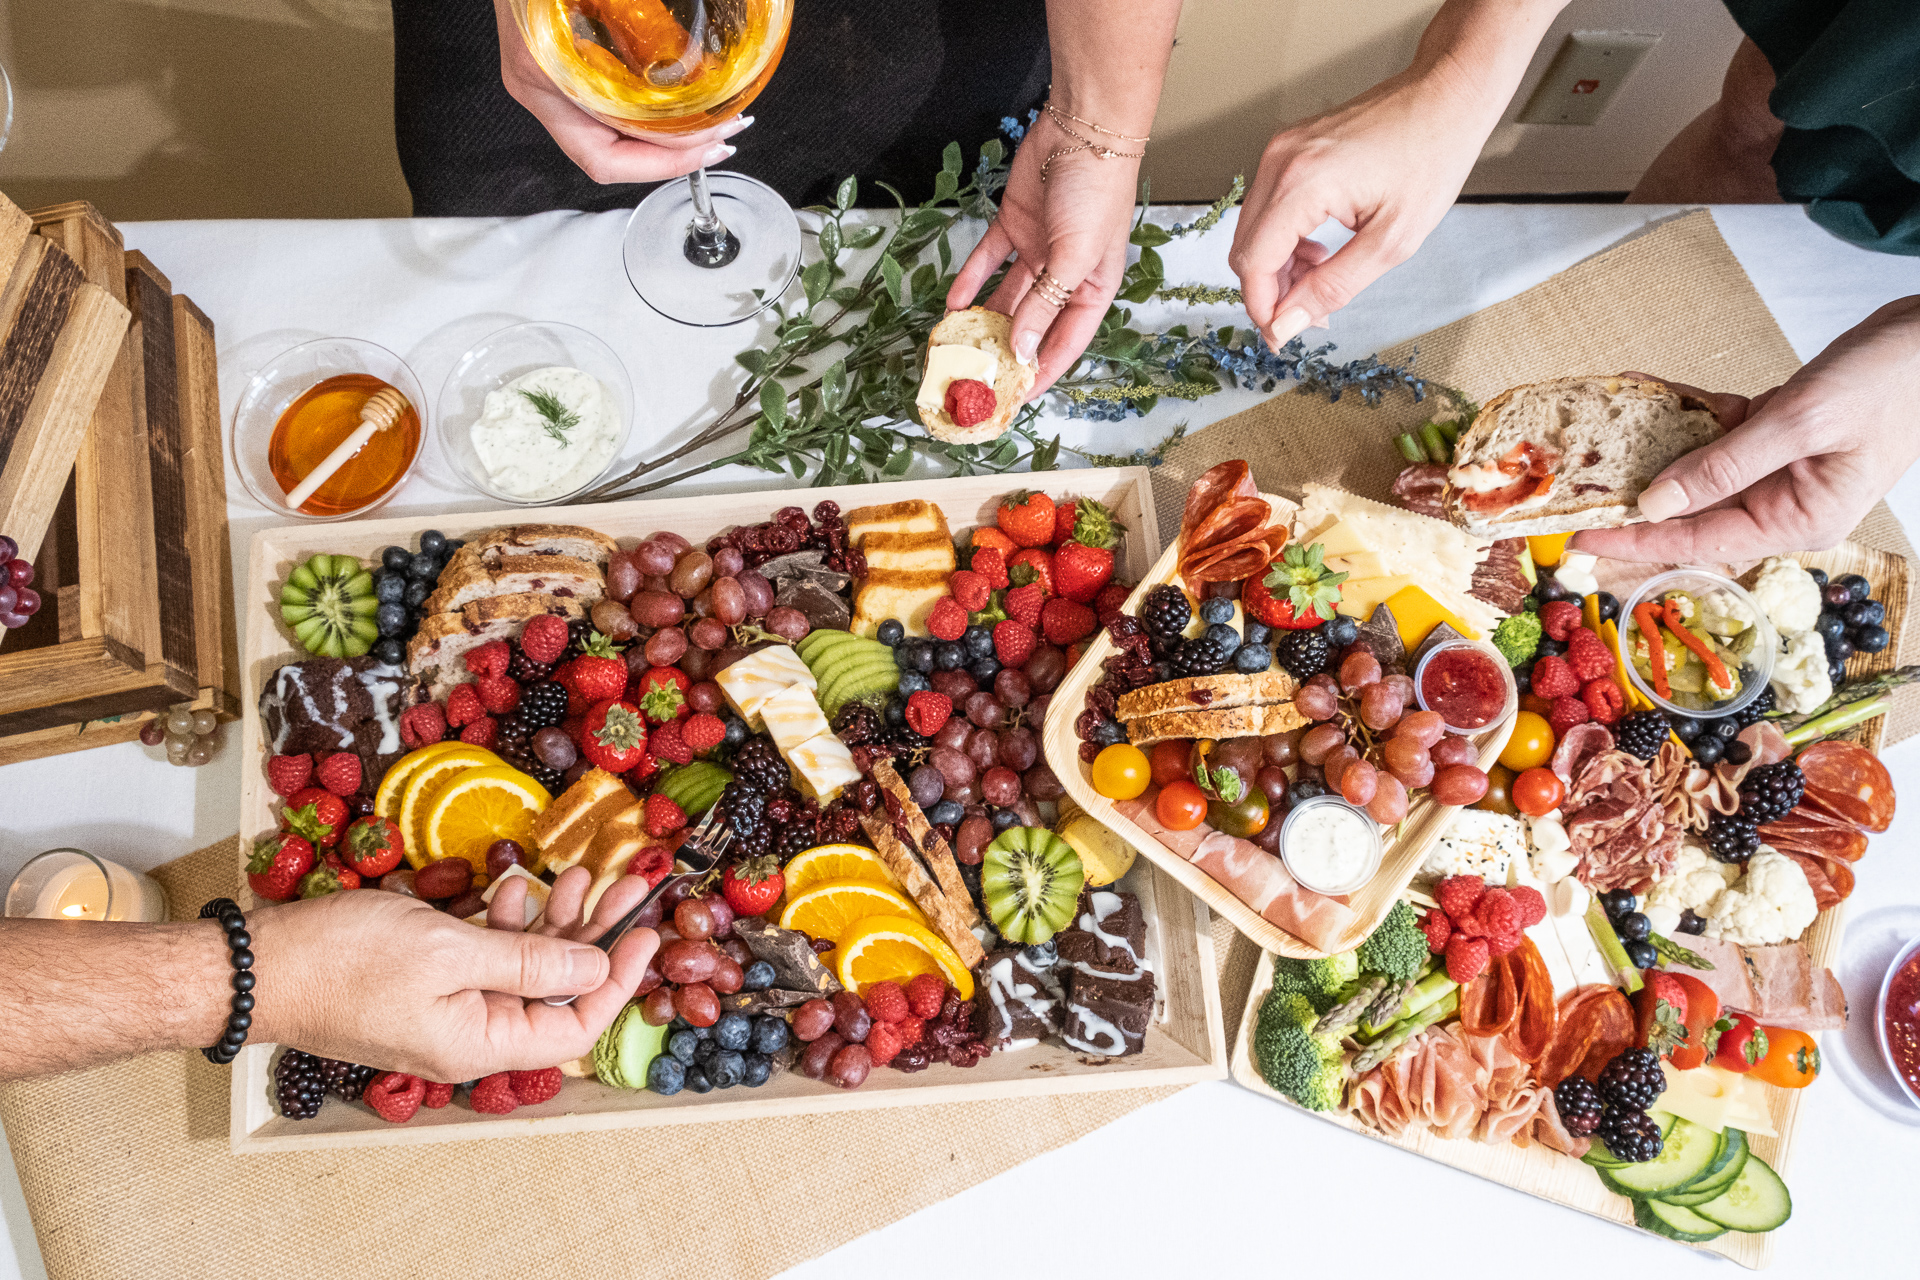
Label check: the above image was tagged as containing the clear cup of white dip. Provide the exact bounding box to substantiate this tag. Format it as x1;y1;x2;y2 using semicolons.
1279;794;1384;896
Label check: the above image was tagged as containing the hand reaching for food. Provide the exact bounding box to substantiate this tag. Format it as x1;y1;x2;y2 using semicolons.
1575;296;1920;563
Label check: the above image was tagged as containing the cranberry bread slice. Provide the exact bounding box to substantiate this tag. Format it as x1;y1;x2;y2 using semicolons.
458;524;620;569
422;553;604;616
406;592;587;699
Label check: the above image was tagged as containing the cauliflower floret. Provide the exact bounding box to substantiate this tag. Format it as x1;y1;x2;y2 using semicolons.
1771;629;1833;715
1526;811;1577;883
1750;556;1822;638
1555;551;1600;598
1643;840;1740;926
1704;847;1819;946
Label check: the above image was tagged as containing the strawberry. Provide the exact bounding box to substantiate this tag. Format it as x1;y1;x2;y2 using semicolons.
947;570;991;612
475;673;522;715
1008;547;1053;596
398;702;446;749
1003;583;1044;629
905;691;953;736
460;715;498;748
1582;677;1624;725
582;699;649;773
1548;694;1591;736
1538;600;1582;643
1051;498;1079;547
314;751;361;797
285;788;347;847
970;545;1009;589
508;1067;564;1106
561;632;628;704
465;639;511;679
721;856;785;918
364;1071;426;1124
993;620;1037;667
340;815;405;878
298;863;359;897
1566;626;1615;682
994;490;1056;548
1053;541;1112;604
247;832;314;901
681;712;726;754
445;684;485;728
1529;654;1581;699
644;793;687;837
926;596;967;641
469;1072;520;1114
943;378;997;429
1040;597;1097;647
633;666;691;724
519;614;570;666
649;719;693;766
1634;971;1691;1058
970;526;1016;557
266;753;314;797
1063;497;1123;551
1445;933;1491;984
1092;580;1132;626
1244;544;1346;629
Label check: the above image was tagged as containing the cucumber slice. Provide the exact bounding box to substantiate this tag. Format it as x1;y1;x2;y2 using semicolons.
1635;1197;1728;1243
1661;1129;1749;1206
1601;1117;1721;1195
1691;1154;1792;1233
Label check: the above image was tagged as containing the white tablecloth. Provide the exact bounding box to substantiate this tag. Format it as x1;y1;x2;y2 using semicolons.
4;203;1919;1279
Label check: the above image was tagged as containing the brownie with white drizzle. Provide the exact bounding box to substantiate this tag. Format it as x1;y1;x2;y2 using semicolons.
1058;888;1156;1058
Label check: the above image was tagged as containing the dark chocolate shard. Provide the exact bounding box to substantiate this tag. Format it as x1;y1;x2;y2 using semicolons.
775;577;852;631
752;550;827;581
718;988;815;1016
1356;603;1406;671
1412;621;1471;667
731;917;843;995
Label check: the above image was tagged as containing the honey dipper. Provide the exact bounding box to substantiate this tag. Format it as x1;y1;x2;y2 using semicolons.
284;386;409;510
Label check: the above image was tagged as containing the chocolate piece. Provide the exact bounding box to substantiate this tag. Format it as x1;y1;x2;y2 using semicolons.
1062;968;1156;1057
752;550;827;581
1411;621;1471;668
731;917;842;995
718;988;815;1016
1356;604;1407;670
975;947;1064;1051
1057;888;1155;1059
1055;888;1148;975
775;577;852;631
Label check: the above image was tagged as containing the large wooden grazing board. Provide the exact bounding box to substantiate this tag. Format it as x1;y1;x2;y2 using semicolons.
229;469;1229;1152
1048;491;1514;960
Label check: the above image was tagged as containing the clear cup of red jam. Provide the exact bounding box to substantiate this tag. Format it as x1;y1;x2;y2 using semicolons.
1877;933;1920;1111
1413;638;1517;737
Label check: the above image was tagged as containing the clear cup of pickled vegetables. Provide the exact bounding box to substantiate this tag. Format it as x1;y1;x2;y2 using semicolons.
1616;569;1776;719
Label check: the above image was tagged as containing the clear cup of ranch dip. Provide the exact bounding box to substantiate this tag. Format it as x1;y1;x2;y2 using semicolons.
439;321;634;506
1278;794;1384;896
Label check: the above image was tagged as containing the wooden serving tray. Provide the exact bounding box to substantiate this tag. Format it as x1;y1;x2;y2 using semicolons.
1047;492;1514;960
229;469;1229;1152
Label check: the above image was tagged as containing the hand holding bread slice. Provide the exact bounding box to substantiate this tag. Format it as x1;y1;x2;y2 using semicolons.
915;307;1036;444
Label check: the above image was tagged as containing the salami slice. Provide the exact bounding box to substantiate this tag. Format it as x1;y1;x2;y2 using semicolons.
1797;740;1895;832
1818;855;1857;901
1508;938;1558;1064
1760;811;1869;861
1179;461;1256;556
1536;986;1633;1089
1390;463;1449;519
1779;850;1841;911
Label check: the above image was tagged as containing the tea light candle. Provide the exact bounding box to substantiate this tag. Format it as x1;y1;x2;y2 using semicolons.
4;849;169;923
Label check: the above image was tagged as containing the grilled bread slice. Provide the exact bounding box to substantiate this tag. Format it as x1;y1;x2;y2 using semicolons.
845;500;957;637
423;553;604;616
1123;702;1310;747
915;307;1036;445
1114;671;1299;723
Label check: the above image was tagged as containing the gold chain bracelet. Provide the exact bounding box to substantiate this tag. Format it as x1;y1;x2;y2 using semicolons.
1039;90;1149;182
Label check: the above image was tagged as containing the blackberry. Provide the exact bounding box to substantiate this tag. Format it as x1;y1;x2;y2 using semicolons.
506;648;554;683
1705;810;1761;864
274;1049;326;1120
1170;635;1231;678
775;817;816;861
1614;710;1669;761
1596;1047;1666;1111
1276;628;1332;680
318;1058;378;1102
562;618;595;660
729;737;791;794
1738;759;1805;824
520;758;565;794
719;781;766;840
1732;683;1776;729
496;713;533;759
831;702;883;746
1595;1106;1664;1163
1139;584;1191;641
1553;1075;1605;1137
519;681;569;729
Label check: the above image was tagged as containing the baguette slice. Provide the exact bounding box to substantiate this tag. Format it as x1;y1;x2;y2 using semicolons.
1441;376;1722;538
1123;702;1310;747
915;307;1036;445
1114;671;1299;723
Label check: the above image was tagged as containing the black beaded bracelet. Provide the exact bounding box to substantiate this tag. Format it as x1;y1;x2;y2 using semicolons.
198;898;256;1065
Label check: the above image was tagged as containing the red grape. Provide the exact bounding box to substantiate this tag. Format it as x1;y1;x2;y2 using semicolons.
533;726;577;770
965;691;1005;729
674;897;714;940
831;990;872;1042
630;589;685;629
1255;765;1289;807
931;669;978;701
673;982;719;1027
1023;645;1068;693
799;1031;846;1080
686;680;723;713
710;576;747;625
652;531;692;558
592;597;639;641
1359;682;1406;731
690;617;728;650
997;726;1038;772
981;766;1021;807
1382;736;1435;787
704;895;735;938
641;986;677;1025
660;939;718;983
1322;745;1360;792
710;955;744;995
712;546;745;578
1395;709;1446;748
1262;728;1302;767
606;551;642;602
1023;761;1064;799
1299;723;1346;765
993;668;1032;708
679;646;714;681
737;570;774;617
632;540;676;575
1431;764;1490;806
1293;683;1338;722
934;718;973;751
669;552;713;597
1339;652;1382;690
485;839;526;878
828;1043;872;1089
954;814;994;864
1430;735;1477;768
765;606;810;642
1367;774;1409;824
644;626;688;667
635;952;663;994
930;747;975;788
1383;673;1415;703
1339;758;1378;805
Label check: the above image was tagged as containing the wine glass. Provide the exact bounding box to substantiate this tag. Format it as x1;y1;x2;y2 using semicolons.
510;0;798;327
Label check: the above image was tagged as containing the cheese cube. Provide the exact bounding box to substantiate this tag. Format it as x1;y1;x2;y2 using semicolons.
762;682;832;756
787;732;861;805
1384;584;1478;647
1655;1062;1778;1137
714;645;817;728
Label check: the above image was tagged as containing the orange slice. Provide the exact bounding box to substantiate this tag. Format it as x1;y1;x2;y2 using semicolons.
779;843;899;899
421;765;551;871
777;878;924;943
834;916;974;999
374;742;466;824
397;746;497;866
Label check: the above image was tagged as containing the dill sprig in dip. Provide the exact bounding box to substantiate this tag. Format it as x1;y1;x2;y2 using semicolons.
471;366;619;501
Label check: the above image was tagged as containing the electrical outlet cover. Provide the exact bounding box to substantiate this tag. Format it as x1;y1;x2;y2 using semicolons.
1517;31;1660;127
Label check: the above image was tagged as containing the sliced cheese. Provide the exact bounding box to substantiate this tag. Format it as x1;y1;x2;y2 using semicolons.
1655;1063;1778;1137
713;645;816;729
788;732;861;805
1385;584;1479;646
1334;575;1417;619
1323;549;1389;580
1296;484;1502;636
762;681;832;755
1300;516;1368;560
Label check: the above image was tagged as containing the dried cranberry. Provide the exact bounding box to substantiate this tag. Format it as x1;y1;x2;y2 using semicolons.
1107;615;1142;641
894;1045;932;1073
845;550;867;578
766;795;794;824
705;535;730;555
809;935;837;955
931;822;955;847
766;526;800;553
1080;741;1100;763
813;501;840;522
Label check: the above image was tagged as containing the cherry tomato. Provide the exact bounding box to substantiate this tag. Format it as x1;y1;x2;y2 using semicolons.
1499;710;1555;772
1511;766;1565;817
1149;739;1193;788
1155;779;1208;830
1474;763;1518;816
1090;743;1151;800
1749;1026;1820;1089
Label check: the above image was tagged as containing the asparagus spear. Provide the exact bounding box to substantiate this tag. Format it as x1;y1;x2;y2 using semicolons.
1350;990;1460;1074
1314;973;1388;1036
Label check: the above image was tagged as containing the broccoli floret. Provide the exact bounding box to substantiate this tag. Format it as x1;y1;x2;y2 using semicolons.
1271;951;1360;1013
1253;991;1347;1111
1355;900;1428;983
1492;612;1543;667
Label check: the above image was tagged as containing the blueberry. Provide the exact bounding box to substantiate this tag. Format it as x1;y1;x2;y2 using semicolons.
1807;568;1828;588
750;1015;789;1055
1714;718;1740;740
1323;616;1359;649
1233;644;1272;673
1291;780;1327;801
1845;599;1886;628
1536;637;1567;658
372;638;406;666
877;619;905;647
1815;611;1846;642
443;539;465;558
1670;715;1703;742
1825;632;1854;663
1829;658;1848;684
1200;597;1234;626
1243;621;1272;648
991;807;1021;831
1512;663;1532;695
683;1065;713;1093
1623;940;1658;970
691;1021;714;1040
896;670;930;696
909;644;936;674
928;800;964;826
376;601;409;638
934;641;967;671
1723;739;1753;766
1824;582;1854;610
1837;573;1871;603
1616;911;1651;943
1691;734;1724;765
418;529;446;557
713;1011;752;1052
693;1037;721;1066
1594;591;1621;624
709;1049;746;1088
742;1053;773;1087
1563;594;1587;615
1534;575;1569;603
646;1055;686;1095
893;643;915;670
1203;622;1241;655
969;655;1002;682
1090;719;1127;747
1677;909;1707;936
884;693;908;724
1151;661;1173;683
380;545;412;573
964;626;994;658
723;716;749;749
407;551;439;581
667;1029;700;1065
374;572;405;604
1854;623;1890;654
1600;888;1636;919
741;960;776;992
403;578;431;608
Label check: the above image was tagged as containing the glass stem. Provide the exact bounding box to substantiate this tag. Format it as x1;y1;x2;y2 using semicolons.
683;167;740;269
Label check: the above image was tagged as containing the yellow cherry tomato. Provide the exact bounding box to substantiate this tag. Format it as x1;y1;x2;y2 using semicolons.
1091;743;1151;800
1499;710;1555;772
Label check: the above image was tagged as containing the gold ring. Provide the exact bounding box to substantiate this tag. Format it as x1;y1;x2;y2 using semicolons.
1032;269;1073;308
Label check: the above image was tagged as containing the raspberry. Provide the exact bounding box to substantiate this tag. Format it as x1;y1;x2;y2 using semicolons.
422;1080;456;1109
1510;885;1547;928
1435;874;1486;925
863;980;910;1024
469;1072;520;1114
681;712;726;754
943;378;997;429
399;702;447;749
1475;887;1519;941
1420;906;1453;953
363;1071;426;1124
508;1066;564;1106
519;615;569;665
1041;597;1097;647
865;1021;906;1067
649;720;692;766
1582;677;1625;725
1445;933;1491;984
314;751;362;797
1538;599;1582;642
1566;627;1615;682
993;620;1037;667
905;691;953;737
628;844;674;886
460;715;498;748
926;596;967;642
947;570;991;612
465;640;511;679
1485;923;1523;956
1092;580;1132;626
1530;654;1580;699
1004;584;1044;629
445;684;485;728
894;1015;926;1048
644;793;687;837
971;546;1010;589
475;673;522;715
905;973;947;1019
267;753;314;797
1549;694;1592;736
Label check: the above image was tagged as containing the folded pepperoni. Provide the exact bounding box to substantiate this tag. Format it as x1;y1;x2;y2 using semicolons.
1797;740;1895;833
1179;462;1256;555
1507;938;1558;1064
1759;812;1869;861
1536;986;1634;1089
1779;850;1841;911
1817;854;1856;901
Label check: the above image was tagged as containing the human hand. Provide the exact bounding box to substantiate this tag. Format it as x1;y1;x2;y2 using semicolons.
251;868;656;1081
947;112;1143;398
1575;297;1920;562
493;0;749;185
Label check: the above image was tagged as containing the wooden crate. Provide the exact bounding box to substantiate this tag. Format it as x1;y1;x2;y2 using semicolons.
0;201;240;763
1049;491;1514;960
229;469;1229;1151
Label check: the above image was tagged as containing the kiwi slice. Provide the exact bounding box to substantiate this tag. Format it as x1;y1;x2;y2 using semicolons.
982;827;1086;944
279;553;379;658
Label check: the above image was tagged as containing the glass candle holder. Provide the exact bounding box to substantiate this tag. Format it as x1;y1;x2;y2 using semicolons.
5;849;169;922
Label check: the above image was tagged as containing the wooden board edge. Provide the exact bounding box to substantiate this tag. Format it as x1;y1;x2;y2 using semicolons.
172;292;239;701
124;254;196;681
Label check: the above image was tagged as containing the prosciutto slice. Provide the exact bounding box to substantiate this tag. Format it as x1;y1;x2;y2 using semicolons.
1390;463;1448;519
1176;462;1288;589
1346;1023;1589;1157
1559;744;1680;893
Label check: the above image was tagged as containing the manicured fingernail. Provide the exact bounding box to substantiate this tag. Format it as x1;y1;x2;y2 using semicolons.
1014;330;1039;364
1637;478;1688;522
564;947;603;987
703;143;737;165
723;115;754;138
1270;307;1312;347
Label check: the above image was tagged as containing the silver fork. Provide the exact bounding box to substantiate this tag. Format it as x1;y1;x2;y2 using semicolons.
539;812;733;1007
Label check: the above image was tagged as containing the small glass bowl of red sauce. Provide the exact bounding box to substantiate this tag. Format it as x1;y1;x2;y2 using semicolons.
1413;639;1518;737
1877;933;1920;1111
